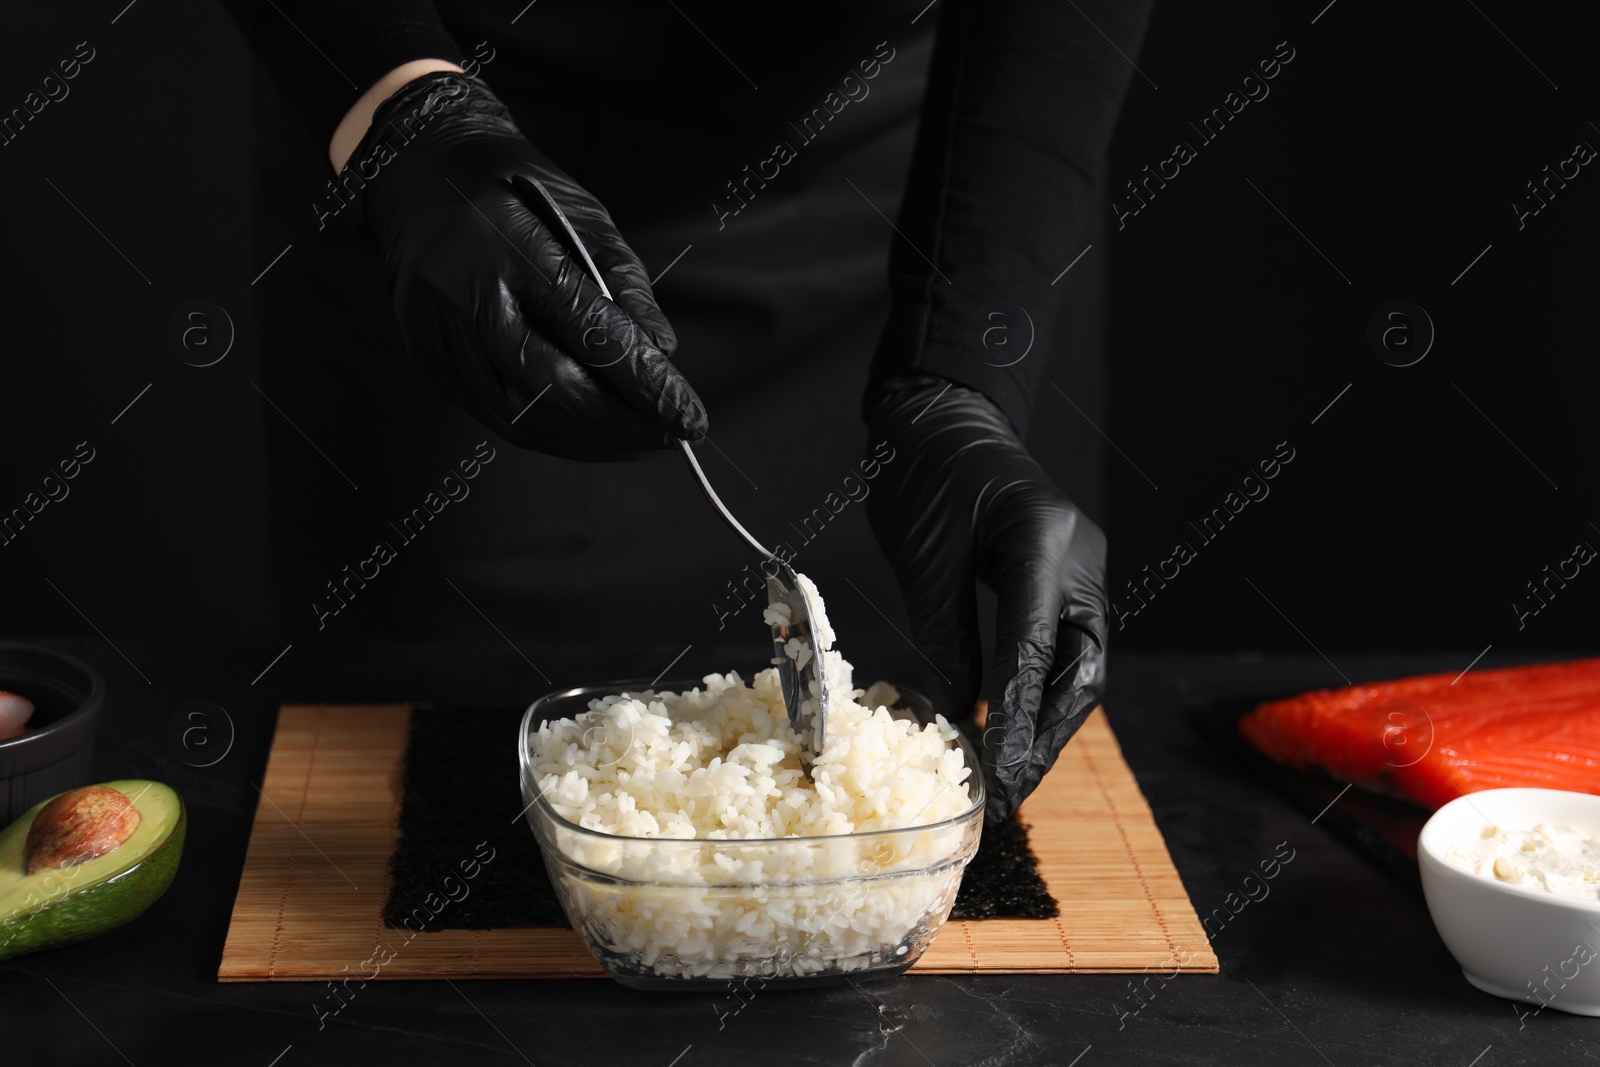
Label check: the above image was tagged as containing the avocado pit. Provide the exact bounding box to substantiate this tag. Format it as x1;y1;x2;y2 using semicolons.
24;785;141;874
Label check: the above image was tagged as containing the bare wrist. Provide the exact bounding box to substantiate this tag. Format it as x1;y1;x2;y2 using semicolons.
329;59;463;172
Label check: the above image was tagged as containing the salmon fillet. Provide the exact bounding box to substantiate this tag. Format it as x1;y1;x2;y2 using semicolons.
1238;658;1600;809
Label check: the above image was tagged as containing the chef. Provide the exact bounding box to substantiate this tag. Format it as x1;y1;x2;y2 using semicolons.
222;0;1152;821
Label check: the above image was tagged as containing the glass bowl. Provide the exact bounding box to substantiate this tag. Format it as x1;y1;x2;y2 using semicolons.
517;678;984;990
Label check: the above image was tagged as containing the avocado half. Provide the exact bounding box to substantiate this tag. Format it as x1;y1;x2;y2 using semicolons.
0;780;185;961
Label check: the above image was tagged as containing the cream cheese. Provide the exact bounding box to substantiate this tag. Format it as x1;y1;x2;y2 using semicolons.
1445;823;1600;901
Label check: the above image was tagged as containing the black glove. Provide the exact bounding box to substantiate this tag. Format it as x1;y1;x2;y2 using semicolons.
865;375;1108;823
345;71;707;460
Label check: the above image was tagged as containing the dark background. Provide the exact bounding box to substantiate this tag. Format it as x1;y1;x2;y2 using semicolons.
1;0;1595;663
1;8;1597;1065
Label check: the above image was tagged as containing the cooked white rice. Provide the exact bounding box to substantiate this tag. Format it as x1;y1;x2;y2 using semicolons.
527;574;975;979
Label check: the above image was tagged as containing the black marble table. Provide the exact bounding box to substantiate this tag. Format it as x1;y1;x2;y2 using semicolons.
2;642;1592;1066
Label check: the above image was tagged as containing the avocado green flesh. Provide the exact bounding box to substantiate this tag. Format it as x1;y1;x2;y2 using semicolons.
0;780;185;961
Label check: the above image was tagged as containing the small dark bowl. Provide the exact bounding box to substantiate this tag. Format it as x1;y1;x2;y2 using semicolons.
0;643;105;824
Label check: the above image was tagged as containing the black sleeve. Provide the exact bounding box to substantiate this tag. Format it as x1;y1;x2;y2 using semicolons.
222;0;463;151
866;0;1154;437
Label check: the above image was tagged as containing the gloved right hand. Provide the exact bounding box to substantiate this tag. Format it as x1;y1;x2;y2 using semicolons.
343;71;707;460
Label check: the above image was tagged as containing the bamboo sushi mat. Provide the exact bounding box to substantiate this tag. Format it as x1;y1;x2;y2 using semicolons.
219;705;1217;980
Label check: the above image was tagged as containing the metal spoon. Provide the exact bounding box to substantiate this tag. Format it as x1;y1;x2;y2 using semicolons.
512;175;831;765
676;440;832;766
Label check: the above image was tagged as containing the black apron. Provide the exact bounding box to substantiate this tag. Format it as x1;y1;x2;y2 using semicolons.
252;2;1105;658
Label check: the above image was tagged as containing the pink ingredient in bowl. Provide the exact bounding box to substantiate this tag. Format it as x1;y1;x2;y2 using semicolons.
0;690;35;740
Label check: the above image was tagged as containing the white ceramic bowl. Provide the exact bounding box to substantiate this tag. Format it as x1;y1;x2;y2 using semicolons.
1419;788;1600;1016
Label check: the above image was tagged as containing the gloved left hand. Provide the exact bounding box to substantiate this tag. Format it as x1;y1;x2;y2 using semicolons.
865;374;1108;823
